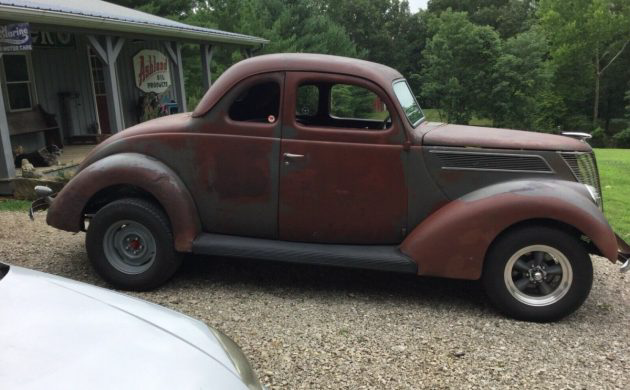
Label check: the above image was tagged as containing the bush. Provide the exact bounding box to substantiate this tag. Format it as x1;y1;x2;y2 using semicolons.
609;118;629;135
613;128;630;148
563;115;596;133
590;127;607;148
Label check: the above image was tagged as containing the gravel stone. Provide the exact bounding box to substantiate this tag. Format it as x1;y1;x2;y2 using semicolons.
1;211;629;389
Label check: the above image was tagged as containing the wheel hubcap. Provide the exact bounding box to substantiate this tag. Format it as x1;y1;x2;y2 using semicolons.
103;220;156;275
504;245;573;307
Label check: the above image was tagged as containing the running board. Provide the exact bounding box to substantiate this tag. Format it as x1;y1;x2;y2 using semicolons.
192;233;417;274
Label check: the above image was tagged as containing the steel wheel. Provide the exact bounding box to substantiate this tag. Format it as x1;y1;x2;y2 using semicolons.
503;245;573;307
103;220;157;275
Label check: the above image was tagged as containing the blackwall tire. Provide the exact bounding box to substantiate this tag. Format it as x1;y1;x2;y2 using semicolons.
85;198;182;291
482;226;593;322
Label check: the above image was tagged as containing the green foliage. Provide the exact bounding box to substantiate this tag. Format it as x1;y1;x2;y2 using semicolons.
330;85;376;118
0;199;30;212
590;127;607;148
428;0;536;38
613;128;630;148
108;0;193;17
539;0;630;124
421;10;501;124
488;28;550;129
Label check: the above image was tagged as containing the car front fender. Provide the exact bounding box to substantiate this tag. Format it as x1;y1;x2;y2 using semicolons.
400;180;617;280
47;153;201;252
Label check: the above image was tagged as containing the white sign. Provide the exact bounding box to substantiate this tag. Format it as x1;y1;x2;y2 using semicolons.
133;49;171;93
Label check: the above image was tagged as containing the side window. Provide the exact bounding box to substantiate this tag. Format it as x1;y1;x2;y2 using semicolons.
330;84;388;121
296;85;319;117
1;54;36;112
229;81;280;123
293;81;390;131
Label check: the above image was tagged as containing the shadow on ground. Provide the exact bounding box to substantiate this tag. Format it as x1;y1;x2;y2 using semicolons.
172;254;490;313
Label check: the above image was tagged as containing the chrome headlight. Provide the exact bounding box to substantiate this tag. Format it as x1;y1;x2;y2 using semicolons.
584;184;601;205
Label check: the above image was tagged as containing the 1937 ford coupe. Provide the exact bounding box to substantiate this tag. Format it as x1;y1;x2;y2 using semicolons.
33;54;630;322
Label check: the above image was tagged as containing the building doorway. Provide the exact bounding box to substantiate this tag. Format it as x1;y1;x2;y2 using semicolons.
88;48;110;134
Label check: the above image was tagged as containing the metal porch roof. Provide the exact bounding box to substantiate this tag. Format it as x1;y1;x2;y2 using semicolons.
0;0;268;46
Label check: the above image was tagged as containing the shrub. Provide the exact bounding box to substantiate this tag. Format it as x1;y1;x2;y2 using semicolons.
608;118;629;135
613;128;630;148
563;115;596;133
590;127;607;148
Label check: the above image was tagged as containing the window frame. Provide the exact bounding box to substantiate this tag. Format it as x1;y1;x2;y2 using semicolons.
0;52;38;113
391;79;425;128
227;78;282;124
283;71;406;145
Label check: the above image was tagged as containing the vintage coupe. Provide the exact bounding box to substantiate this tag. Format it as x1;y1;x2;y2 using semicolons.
34;54;629;322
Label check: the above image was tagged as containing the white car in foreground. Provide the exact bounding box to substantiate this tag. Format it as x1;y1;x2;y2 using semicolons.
0;263;263;389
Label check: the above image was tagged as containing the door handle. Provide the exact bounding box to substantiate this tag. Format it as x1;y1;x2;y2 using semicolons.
283;153;305;165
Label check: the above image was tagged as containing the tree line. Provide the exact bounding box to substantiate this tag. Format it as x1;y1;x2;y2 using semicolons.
112;0;630;147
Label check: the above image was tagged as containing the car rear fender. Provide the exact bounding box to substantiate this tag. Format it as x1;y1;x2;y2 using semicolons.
46;153;201;252
400;180;617;280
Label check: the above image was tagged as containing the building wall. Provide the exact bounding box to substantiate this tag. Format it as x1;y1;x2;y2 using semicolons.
32;34;177;139
5;29;182;155
116;40;177;128
31;35;98;139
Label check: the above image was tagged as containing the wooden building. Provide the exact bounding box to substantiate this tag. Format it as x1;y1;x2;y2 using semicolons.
0;0;267;194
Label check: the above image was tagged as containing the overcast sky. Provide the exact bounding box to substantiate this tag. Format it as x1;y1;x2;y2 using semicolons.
407;0;429;12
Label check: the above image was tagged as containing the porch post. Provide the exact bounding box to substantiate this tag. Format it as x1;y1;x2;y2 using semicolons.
0;53;16;195
87;35;125;133
241;48;253;58
164;42;187;112
200;44;214;92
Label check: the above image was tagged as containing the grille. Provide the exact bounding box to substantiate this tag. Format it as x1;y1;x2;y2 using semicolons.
432;151;553;173
561;152;602;208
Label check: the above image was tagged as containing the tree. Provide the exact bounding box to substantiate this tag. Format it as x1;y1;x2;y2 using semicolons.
427;0;537;38
540;0;630;125
487;28;551;130
420;10;501;124
107;0;194;17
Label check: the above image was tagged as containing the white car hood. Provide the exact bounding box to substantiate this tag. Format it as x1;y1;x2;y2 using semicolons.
0;265;247;389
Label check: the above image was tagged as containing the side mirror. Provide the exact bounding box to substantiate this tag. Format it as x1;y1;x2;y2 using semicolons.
34;186;53;198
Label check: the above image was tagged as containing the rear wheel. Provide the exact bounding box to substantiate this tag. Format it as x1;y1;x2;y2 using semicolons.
86;198;182;290
482;226;593;322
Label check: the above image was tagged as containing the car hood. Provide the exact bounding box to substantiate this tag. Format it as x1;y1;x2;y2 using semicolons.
421;122;591;152
0;265;249;390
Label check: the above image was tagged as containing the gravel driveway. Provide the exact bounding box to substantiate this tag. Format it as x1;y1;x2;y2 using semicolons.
1;211;628;389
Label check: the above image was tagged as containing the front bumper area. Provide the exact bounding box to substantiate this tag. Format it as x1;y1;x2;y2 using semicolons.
616;233;630;273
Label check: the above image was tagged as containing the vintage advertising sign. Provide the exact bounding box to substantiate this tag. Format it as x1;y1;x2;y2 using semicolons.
0;23;32;52
32;31;76;48
133;49;171;93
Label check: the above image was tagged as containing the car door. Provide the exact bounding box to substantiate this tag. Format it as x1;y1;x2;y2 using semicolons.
279;72;408;244
191;72;284;239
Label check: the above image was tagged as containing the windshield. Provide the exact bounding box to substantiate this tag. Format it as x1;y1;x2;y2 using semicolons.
392;80;424;127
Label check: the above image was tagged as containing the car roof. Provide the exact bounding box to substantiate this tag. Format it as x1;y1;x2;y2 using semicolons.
192;53;404;117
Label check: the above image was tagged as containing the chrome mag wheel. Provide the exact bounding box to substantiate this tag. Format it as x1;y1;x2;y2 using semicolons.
503;245;573;307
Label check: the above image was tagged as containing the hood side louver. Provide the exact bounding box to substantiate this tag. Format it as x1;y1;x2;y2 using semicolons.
431;150;553;173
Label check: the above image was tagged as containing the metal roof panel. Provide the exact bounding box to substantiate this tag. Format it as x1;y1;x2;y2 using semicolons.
0;0;267;45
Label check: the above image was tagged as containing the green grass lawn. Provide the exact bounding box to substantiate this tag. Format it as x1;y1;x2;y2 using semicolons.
595;148;630;240
0;199;30;212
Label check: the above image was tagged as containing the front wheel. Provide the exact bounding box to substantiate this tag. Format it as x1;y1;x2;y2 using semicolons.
482;226;593;322
86;198;182;291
